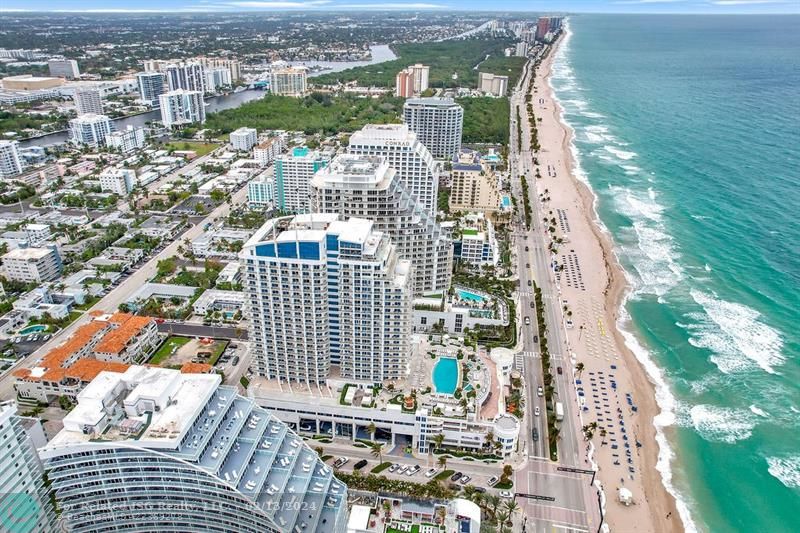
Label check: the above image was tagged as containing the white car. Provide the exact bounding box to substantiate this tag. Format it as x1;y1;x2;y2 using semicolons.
537;386;544;397
396;465;408;475
499;491;514;499
425;468;438;478
534;406;540;417
407;465;421;476
388;464;399;473
487;476;499;487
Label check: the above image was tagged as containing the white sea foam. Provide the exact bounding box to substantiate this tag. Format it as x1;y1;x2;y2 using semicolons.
551;23;698;532
605;145;637;160
686;290;785;374
766;456;800;489
749;405;769;418
689;404;756;443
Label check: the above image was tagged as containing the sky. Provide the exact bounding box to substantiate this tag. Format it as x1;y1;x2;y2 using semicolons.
1;0;798;13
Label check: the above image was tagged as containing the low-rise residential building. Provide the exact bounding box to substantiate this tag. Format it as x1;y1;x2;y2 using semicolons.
216;261;241;285
92;313;159;364
99;167;136;195
106;125;146;153
191;228;252;259
24;223;51;246
192;289;246;317
1;246;62;282
253;136;284;167
247;170;274;209
124;283;197;311
454;213;500;267
412;287;509;334
230;127;257;151
12;286;73;320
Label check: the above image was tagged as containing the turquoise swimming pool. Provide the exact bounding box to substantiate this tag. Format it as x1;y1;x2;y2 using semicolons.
501;195;512;208
18;325;46;336
432;357;459;395
457;289;486;303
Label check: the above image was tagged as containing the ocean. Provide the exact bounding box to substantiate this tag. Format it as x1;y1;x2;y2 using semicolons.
549;15;800;532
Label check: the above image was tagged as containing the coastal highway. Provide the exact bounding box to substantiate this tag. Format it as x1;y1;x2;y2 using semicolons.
509;46;601;531
0;184;250;401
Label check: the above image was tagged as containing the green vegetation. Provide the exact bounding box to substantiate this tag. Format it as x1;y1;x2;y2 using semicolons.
313;38;516;88
458;97;510;145
239;376;250;389
0;109;69;139
206;94;403;136
150;336;191;365
164;141;218;157
520;175;533;229
170;260;224;289
370;462;392;474
434;469;455;481
478;55;527;90
533;282;559;461
334;472;454;500
204;340;228;366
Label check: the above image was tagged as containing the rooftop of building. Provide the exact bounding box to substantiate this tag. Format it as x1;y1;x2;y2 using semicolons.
404;96;459;108
318;153;389;182
2;246;55;260
349;123;414;143
49;366;221;447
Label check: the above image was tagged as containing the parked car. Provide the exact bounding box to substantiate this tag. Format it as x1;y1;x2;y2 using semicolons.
396;465;408;475
450;472;463;482
499;491;514;499
460;475;472;485
333;457;349;468
475;487;487;494
530;302;535;308
424;468;438;478
388;464;399;473
353;459;368;471
487;476;499;487
406;465;420;476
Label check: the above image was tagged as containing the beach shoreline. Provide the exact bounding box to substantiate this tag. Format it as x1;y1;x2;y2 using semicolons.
534;34;684;532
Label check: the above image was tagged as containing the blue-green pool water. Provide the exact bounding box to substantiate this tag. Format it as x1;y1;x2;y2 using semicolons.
432;357;459;395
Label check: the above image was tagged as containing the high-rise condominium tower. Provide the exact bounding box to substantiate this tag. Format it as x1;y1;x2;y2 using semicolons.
402;97;464;160
242;213;412;384
348;123;438;215
311;154;452;295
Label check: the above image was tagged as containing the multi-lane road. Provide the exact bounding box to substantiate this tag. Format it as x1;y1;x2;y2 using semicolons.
509;49;602;532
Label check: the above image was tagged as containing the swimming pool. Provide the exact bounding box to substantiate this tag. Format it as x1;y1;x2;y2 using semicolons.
18;325;46;336
432;357;459;395
457;289;486;303
501;195;512;208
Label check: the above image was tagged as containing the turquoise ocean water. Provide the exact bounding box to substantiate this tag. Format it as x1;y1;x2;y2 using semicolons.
550;15;800;532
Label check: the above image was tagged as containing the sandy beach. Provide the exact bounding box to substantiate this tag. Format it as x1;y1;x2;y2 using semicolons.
530;38;683;532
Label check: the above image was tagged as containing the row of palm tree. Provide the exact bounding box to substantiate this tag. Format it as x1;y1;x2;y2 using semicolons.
461;485;521;532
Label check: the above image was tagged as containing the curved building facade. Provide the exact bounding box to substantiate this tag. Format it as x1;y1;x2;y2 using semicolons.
40;366;348;532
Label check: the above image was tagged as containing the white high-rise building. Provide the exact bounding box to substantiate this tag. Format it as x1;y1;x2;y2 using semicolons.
40;366;348;533
73;86;103;115
159;89;205;128
348;123;438;215
136;71;166;107
395;63;429;97
270;66;307;96
0;402;57;533
2;246;62;282
478;72;509;97
403;97;464;160
165;61;206;93
0;140;23;178
274;147;331;213
205;66;232;92
48;58;80;79
106;125;146;153
242;213;413;384
68;113;114;147
230;127;258;151
311;154;452;295
410;63;430;93
99;167;136;195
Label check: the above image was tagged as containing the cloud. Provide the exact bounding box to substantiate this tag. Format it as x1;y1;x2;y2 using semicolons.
613;0;686;4
335;2;447;7
221;0;332;7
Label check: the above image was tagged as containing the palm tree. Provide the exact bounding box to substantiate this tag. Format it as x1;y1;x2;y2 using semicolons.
432;433;445;453
459;397;469;416
366;422;377;441
495;510;510;529
576;362;585;376
503;499;519;515
437;455;447;470
369;441;384;464
486;494;502;518
484;431;495;452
